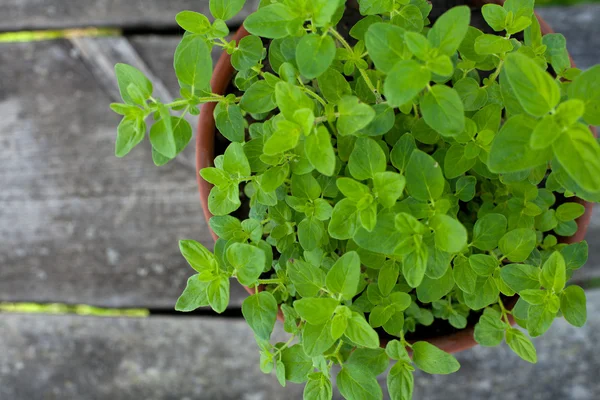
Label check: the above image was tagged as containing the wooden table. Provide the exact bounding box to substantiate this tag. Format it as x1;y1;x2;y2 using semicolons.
1;2;600;399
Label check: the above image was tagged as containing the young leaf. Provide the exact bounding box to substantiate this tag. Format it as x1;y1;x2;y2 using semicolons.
275;81;314;121
387;362;414;400
427;5;471;55
337;365;383;400
560;285;587;327
114;63;153;105
242;291;278;340
174;35;212;92
373;172;406;208
503;52;560;117
296;34;336;79
540;252;566;293
499;228;537;263
421;85;465;137
115;117;145;157
348;137;387;181
337;96;376;136
553;123;600;193
481;4;507;31
412;341;460;374
405;150;445;201
326;251;361;300
226;243;266;286
430;214;468;253
568;65;600;125
385;60;431;107
472;213;508;251
305;126;336;176
176;11;211;34
294;297;339;325
175;275;210;311
303;373;333;400
207;275;230;313
506;328;537;363
244;4;297;39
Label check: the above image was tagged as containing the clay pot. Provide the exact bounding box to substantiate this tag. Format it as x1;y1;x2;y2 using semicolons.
195;5;594;354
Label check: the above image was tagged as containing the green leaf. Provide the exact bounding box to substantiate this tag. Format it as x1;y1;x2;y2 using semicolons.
404;31;431;61
174;35;212;92
390;134;416;173
481;4;507;31
393;4;424;32
405;150;445;201
280;345;312;384
337;96;376;136
453;256;477;294
348;137;387;181
305;126;336;176
317;68;352;104
430;214;467;253
444;144;477;179
474;308;506;346
556;202;585;222
402;243;428;288
463;276;499;310
364;22;408;74
346;312;380;348
311;0;344;27
499;228;537;263
503;52;560;117
176;11;211;33
223;142;251;177
358;0;395;16
242;291;278;340
412;341;460;374
298;217;325;251
488;115;553;173
179;240;219;276
232;35;263;71
328;199;359;240
421;85;465;137
527;302;556;337
303;373;333;400
240;80;277;114
542;33;570;75
215;102;245;142
506;328;537;363
472;213;508;251
529;114;562;150
469;254;498;277
209;0;245;20
326;251;361;300
560;285;587;327
264;120;301;155
337;365;383;400
115;117;145;157
226;243;266;286
541;252;566;292
275;81;314;121
114;63;153;105
360;104;395;136
417;267;455;303
287;260;326;298
373;172;406;208
500;264;540;293
455;175;477;202
427;6;471;55
385;60;431;107
347;348;390;376
303;321;336;357
568;65;600;125
553;123;600;193
294;297;339;325
474;34;513;55
296;34;335;79
387;362;414;400
453;77;488;112
175;275;210;311
207;276;230;313
244;4;297;39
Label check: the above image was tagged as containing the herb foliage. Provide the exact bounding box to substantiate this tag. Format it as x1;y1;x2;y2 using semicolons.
111;0;597;398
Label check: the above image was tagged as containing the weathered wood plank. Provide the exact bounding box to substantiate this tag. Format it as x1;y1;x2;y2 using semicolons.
0;39;247;308
0;0;260;31
537;4;600;70
2;289;600;399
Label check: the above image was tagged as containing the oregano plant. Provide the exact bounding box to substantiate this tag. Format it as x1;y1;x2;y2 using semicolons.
110;0;599;398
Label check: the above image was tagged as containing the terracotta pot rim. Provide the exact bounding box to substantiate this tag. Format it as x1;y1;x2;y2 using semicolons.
195;8;594;354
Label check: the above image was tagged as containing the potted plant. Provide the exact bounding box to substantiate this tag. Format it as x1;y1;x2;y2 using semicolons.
109;0;600;398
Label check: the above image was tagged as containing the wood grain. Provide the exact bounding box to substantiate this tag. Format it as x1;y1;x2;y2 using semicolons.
0;0;259;31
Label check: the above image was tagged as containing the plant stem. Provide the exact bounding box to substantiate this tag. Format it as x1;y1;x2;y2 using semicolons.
485;59;505;87
258;278;282;285
303;86;328;107
497;297;512;326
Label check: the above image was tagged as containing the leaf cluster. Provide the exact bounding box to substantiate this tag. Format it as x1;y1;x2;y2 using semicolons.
111;0;596;399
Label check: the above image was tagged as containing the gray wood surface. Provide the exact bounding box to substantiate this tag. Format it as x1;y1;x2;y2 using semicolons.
2;289;600;399
0;38;247;308
0;0;259;31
